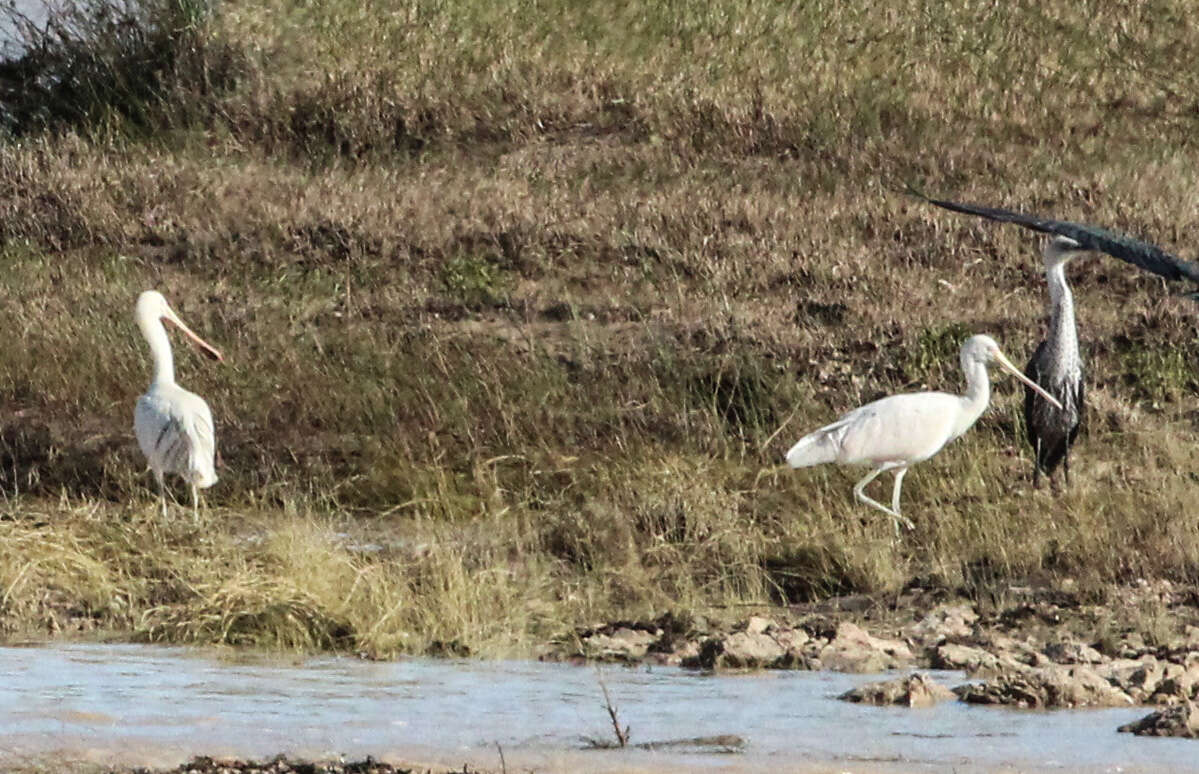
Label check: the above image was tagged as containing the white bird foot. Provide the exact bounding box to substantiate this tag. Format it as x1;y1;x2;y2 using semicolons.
883;507;915;533
854;492;916;532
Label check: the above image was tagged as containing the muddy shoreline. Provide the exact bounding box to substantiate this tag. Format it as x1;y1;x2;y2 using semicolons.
546;580;1199;735
133;757;470;774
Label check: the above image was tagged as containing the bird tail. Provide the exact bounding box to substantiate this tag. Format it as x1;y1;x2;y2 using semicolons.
191;469;218;488
785;427;841;468
191;459;218;489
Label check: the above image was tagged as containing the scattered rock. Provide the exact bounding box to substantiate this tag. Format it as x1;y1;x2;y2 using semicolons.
554;592;1199;709
160;755;429;773
1120;701;1199;738
771;626;811;654
1100;657;1165;703
659;638;700;666
632;734;747;753
1150;661;1199;704
684;632;795;670
839;673;956;707
1118;632;1150;659
1160;626;1199;657
956;665;1133;709
719;630;786;667
818;622;915;673
684;638;723;670
581;626;659;662
932;643;1007;673
680;619;814;670
1043;640;1105;665
745;615;773;635
955;673;1043;708
795;614;839;641
908;603;978;646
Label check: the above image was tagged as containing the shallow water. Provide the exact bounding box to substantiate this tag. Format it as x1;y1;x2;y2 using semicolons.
1;642;1195;773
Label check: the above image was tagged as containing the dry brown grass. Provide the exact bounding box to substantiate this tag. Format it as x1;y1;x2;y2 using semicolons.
0;0;1197;654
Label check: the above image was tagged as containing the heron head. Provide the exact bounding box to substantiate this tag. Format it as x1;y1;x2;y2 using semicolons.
1043;235;1085;268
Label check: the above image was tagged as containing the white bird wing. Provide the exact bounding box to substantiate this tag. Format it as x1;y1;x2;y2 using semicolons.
786;412;861;468
134;387;218;487
788;393;962;469
187;398;218;487
834;393;962;465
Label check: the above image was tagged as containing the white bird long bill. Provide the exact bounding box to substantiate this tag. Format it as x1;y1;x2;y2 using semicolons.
991;349;1063;411
164;309;224;362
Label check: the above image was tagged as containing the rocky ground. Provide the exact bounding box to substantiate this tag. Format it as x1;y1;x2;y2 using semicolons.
130;757;479;774
552;581;1199;738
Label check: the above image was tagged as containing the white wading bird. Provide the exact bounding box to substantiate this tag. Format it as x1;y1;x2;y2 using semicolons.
785;335;1062;531
133;290;223;518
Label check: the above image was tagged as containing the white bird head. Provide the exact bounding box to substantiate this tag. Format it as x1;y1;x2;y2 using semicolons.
961;334;1063;410
136;290;224;363
1043;235;1085;269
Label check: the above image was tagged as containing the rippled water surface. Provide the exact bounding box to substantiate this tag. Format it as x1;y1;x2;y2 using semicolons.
2;643;1196;773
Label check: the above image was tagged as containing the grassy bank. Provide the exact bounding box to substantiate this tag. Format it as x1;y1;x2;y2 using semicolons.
0;0;1197;656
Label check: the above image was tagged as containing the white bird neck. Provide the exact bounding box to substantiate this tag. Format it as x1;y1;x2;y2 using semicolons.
955;358;992;438
1045;261;1081;362
138;313;176;386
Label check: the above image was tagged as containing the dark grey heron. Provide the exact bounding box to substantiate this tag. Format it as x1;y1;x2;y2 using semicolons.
912;193;1199;487
1024;235;1086;487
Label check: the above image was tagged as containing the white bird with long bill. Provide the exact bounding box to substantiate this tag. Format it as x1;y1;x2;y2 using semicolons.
133;290;224;518
786;334;1062;531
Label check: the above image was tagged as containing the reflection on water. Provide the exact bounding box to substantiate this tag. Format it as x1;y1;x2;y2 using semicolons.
0;642;1196;773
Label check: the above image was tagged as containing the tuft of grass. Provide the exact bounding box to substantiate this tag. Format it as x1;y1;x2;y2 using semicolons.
441;253;512;310
1118;341;1199;407
902;322;976;387
0;0;240;136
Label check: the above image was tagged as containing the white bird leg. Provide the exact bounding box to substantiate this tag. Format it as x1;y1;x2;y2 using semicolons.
851;465;886;510
155;470;167;518
191;483;199;523
889;467;914;531
852;463;915;531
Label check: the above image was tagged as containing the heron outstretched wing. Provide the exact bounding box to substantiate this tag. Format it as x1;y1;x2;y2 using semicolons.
912;192;1199;286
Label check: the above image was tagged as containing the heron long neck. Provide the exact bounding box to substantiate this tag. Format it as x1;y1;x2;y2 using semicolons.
139;314;176;386
955;359;992;439
1044;261;1081;371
